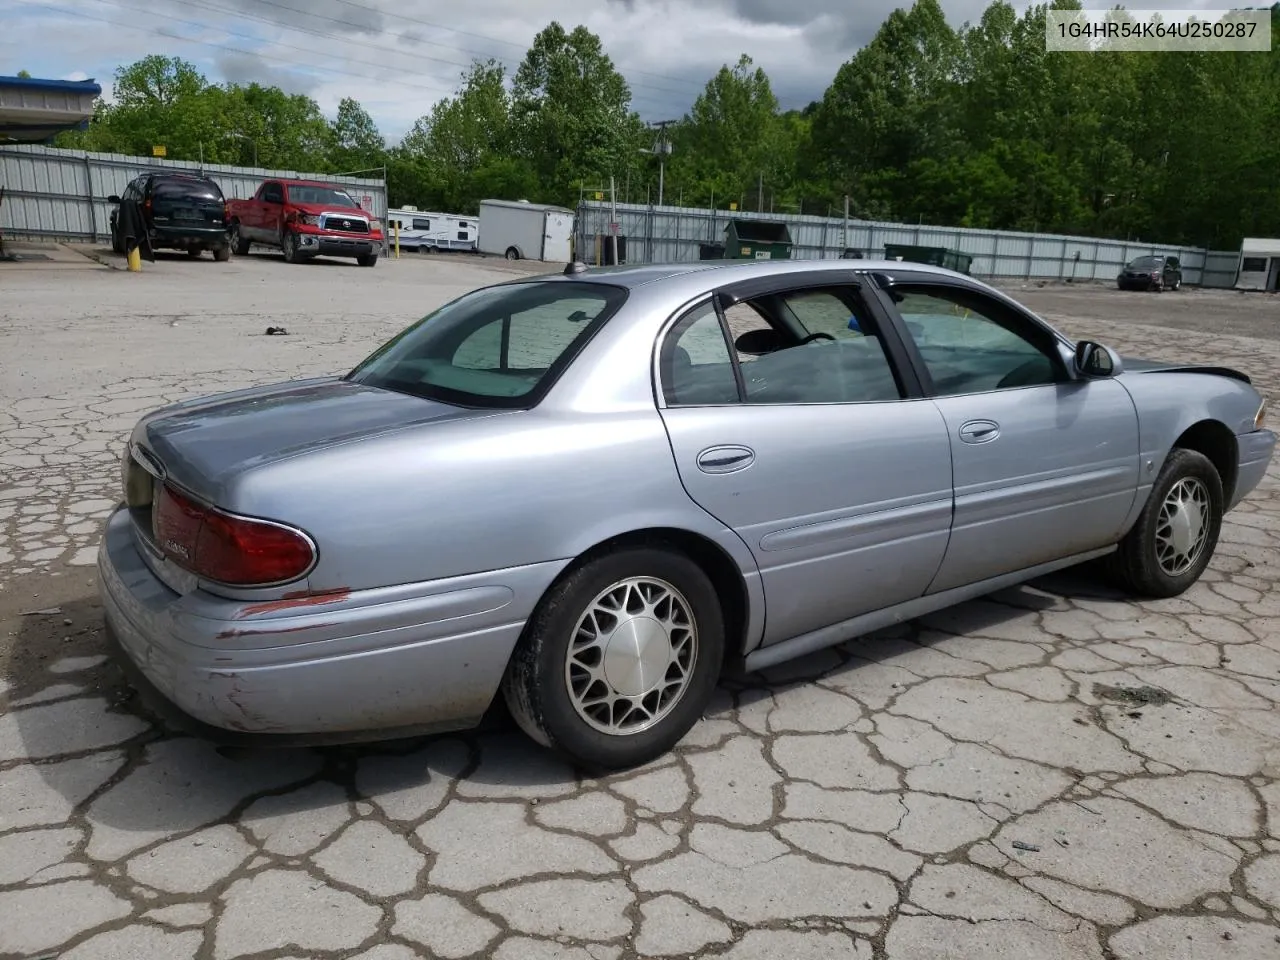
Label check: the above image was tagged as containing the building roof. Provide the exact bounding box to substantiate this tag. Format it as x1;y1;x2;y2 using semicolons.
0;74;101;143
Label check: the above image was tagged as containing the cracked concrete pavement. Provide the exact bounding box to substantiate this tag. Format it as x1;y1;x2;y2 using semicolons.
2;249;1280;959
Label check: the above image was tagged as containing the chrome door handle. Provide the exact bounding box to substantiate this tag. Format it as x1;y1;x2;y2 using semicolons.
958;420;1000;444
696;445;755;474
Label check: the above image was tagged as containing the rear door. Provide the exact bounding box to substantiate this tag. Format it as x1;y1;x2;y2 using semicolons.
542;211;573;262
656;272;955;647
149;177;224;231
869;273;1140;593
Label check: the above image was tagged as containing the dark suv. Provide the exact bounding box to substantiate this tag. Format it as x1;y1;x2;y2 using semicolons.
1117;255;1181;292
108;173;231;260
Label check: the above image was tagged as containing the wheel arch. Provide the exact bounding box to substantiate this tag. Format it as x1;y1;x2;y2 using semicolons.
531;526;755;673
1172;419;1238;504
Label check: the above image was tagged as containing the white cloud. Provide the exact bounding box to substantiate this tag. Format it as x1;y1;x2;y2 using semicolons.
3;0;1231;144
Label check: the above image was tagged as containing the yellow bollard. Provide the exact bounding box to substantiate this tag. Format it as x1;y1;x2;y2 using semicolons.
126;246;141;272
394;222;400;259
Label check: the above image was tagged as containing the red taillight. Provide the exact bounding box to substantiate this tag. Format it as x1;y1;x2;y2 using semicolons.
154;484;314;586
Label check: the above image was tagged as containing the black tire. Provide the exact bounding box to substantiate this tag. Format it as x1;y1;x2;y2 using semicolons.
357;253;378;267
213;245;231;262
229;222;251;256
505;246;520;261
281;230;302;264
502;546;725;771
1106;448;1223;598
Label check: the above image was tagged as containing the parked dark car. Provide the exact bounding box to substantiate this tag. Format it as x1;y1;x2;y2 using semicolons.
1117;255;1181;291
108;173;231;261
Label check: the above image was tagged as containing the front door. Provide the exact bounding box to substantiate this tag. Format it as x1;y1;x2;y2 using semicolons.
874;278;1141;593
656;281;955;646
543;211;573;262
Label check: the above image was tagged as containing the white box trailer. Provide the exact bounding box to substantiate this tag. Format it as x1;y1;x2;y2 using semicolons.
385;206;477;252
477;199;574;262
1236;237;1280;292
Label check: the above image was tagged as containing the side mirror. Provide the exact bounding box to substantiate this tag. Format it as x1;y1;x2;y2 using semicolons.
1074;340;1122;378
107;195;120;204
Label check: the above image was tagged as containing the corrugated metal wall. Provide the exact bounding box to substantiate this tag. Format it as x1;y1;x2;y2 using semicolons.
576;201;1242;289
0;144;387;244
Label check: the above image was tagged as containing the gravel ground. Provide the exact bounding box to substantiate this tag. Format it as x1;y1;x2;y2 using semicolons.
2;246;1279;960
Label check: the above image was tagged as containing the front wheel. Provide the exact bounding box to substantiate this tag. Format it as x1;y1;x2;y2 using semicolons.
505;246;520;261
502;546;724;771
281;230;302;264
1106;448;1223;598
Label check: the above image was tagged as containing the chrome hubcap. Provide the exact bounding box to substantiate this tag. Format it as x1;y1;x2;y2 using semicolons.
565;577;698;736
1156;477;1210;576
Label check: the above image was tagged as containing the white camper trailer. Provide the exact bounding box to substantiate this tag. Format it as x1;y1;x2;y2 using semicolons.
385;206;478;252
1236;238;1280;292
477;199;574;262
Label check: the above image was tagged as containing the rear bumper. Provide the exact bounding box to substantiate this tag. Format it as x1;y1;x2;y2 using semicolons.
150;225;228;246
1232;428;1277;509
97;506;555;741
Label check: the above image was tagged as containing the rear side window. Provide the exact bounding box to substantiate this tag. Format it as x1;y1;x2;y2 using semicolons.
152;178;223;201
347;281;627;408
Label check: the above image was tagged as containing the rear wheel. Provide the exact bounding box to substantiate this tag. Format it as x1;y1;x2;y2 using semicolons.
502;546;724;771
505;246;520;261
213;245;231;262
187;247;202;258
357;253;378;267
1106;448;1223;598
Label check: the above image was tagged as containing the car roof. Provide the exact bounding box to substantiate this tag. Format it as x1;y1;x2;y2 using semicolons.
539;258;970;290
278;179;351;188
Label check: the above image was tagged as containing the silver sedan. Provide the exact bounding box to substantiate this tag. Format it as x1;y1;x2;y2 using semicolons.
98;258;1276;769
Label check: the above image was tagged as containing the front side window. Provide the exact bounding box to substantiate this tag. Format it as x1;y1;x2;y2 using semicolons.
890;286;1064;396
348;281;627;407
261;183;283;203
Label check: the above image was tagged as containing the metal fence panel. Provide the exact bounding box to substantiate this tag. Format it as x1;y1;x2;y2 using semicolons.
576;201;1230;287
1;144;387;245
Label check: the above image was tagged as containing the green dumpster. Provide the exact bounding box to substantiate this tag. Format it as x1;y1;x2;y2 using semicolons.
723;219;793;260
883;243;973;275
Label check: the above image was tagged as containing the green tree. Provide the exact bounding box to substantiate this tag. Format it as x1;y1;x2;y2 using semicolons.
510;22;646;204
330;97;385;173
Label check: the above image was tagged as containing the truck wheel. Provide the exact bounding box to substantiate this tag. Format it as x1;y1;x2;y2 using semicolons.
357;253;378;267
282;231;302;264
505;246;520;261
229;222;251;256
213;245;231;263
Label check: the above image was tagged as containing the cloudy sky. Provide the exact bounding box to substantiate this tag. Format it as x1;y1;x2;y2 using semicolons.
5;0;1227;143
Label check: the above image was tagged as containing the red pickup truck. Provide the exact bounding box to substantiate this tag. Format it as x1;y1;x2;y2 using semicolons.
226;179;385;267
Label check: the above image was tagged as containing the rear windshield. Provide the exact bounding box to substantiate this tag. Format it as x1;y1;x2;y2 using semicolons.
346;281;627;408
151;177;223;201
288;185;360;207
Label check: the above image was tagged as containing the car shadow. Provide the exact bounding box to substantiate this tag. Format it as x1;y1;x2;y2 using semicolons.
3;569;1121;840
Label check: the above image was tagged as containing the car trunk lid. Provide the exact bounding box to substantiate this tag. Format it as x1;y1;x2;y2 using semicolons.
125;376;502;520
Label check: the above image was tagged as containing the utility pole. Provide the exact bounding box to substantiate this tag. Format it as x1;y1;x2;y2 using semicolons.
610;174;619;267
843;195;850;250
757;173;763;212
643;120;676;208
